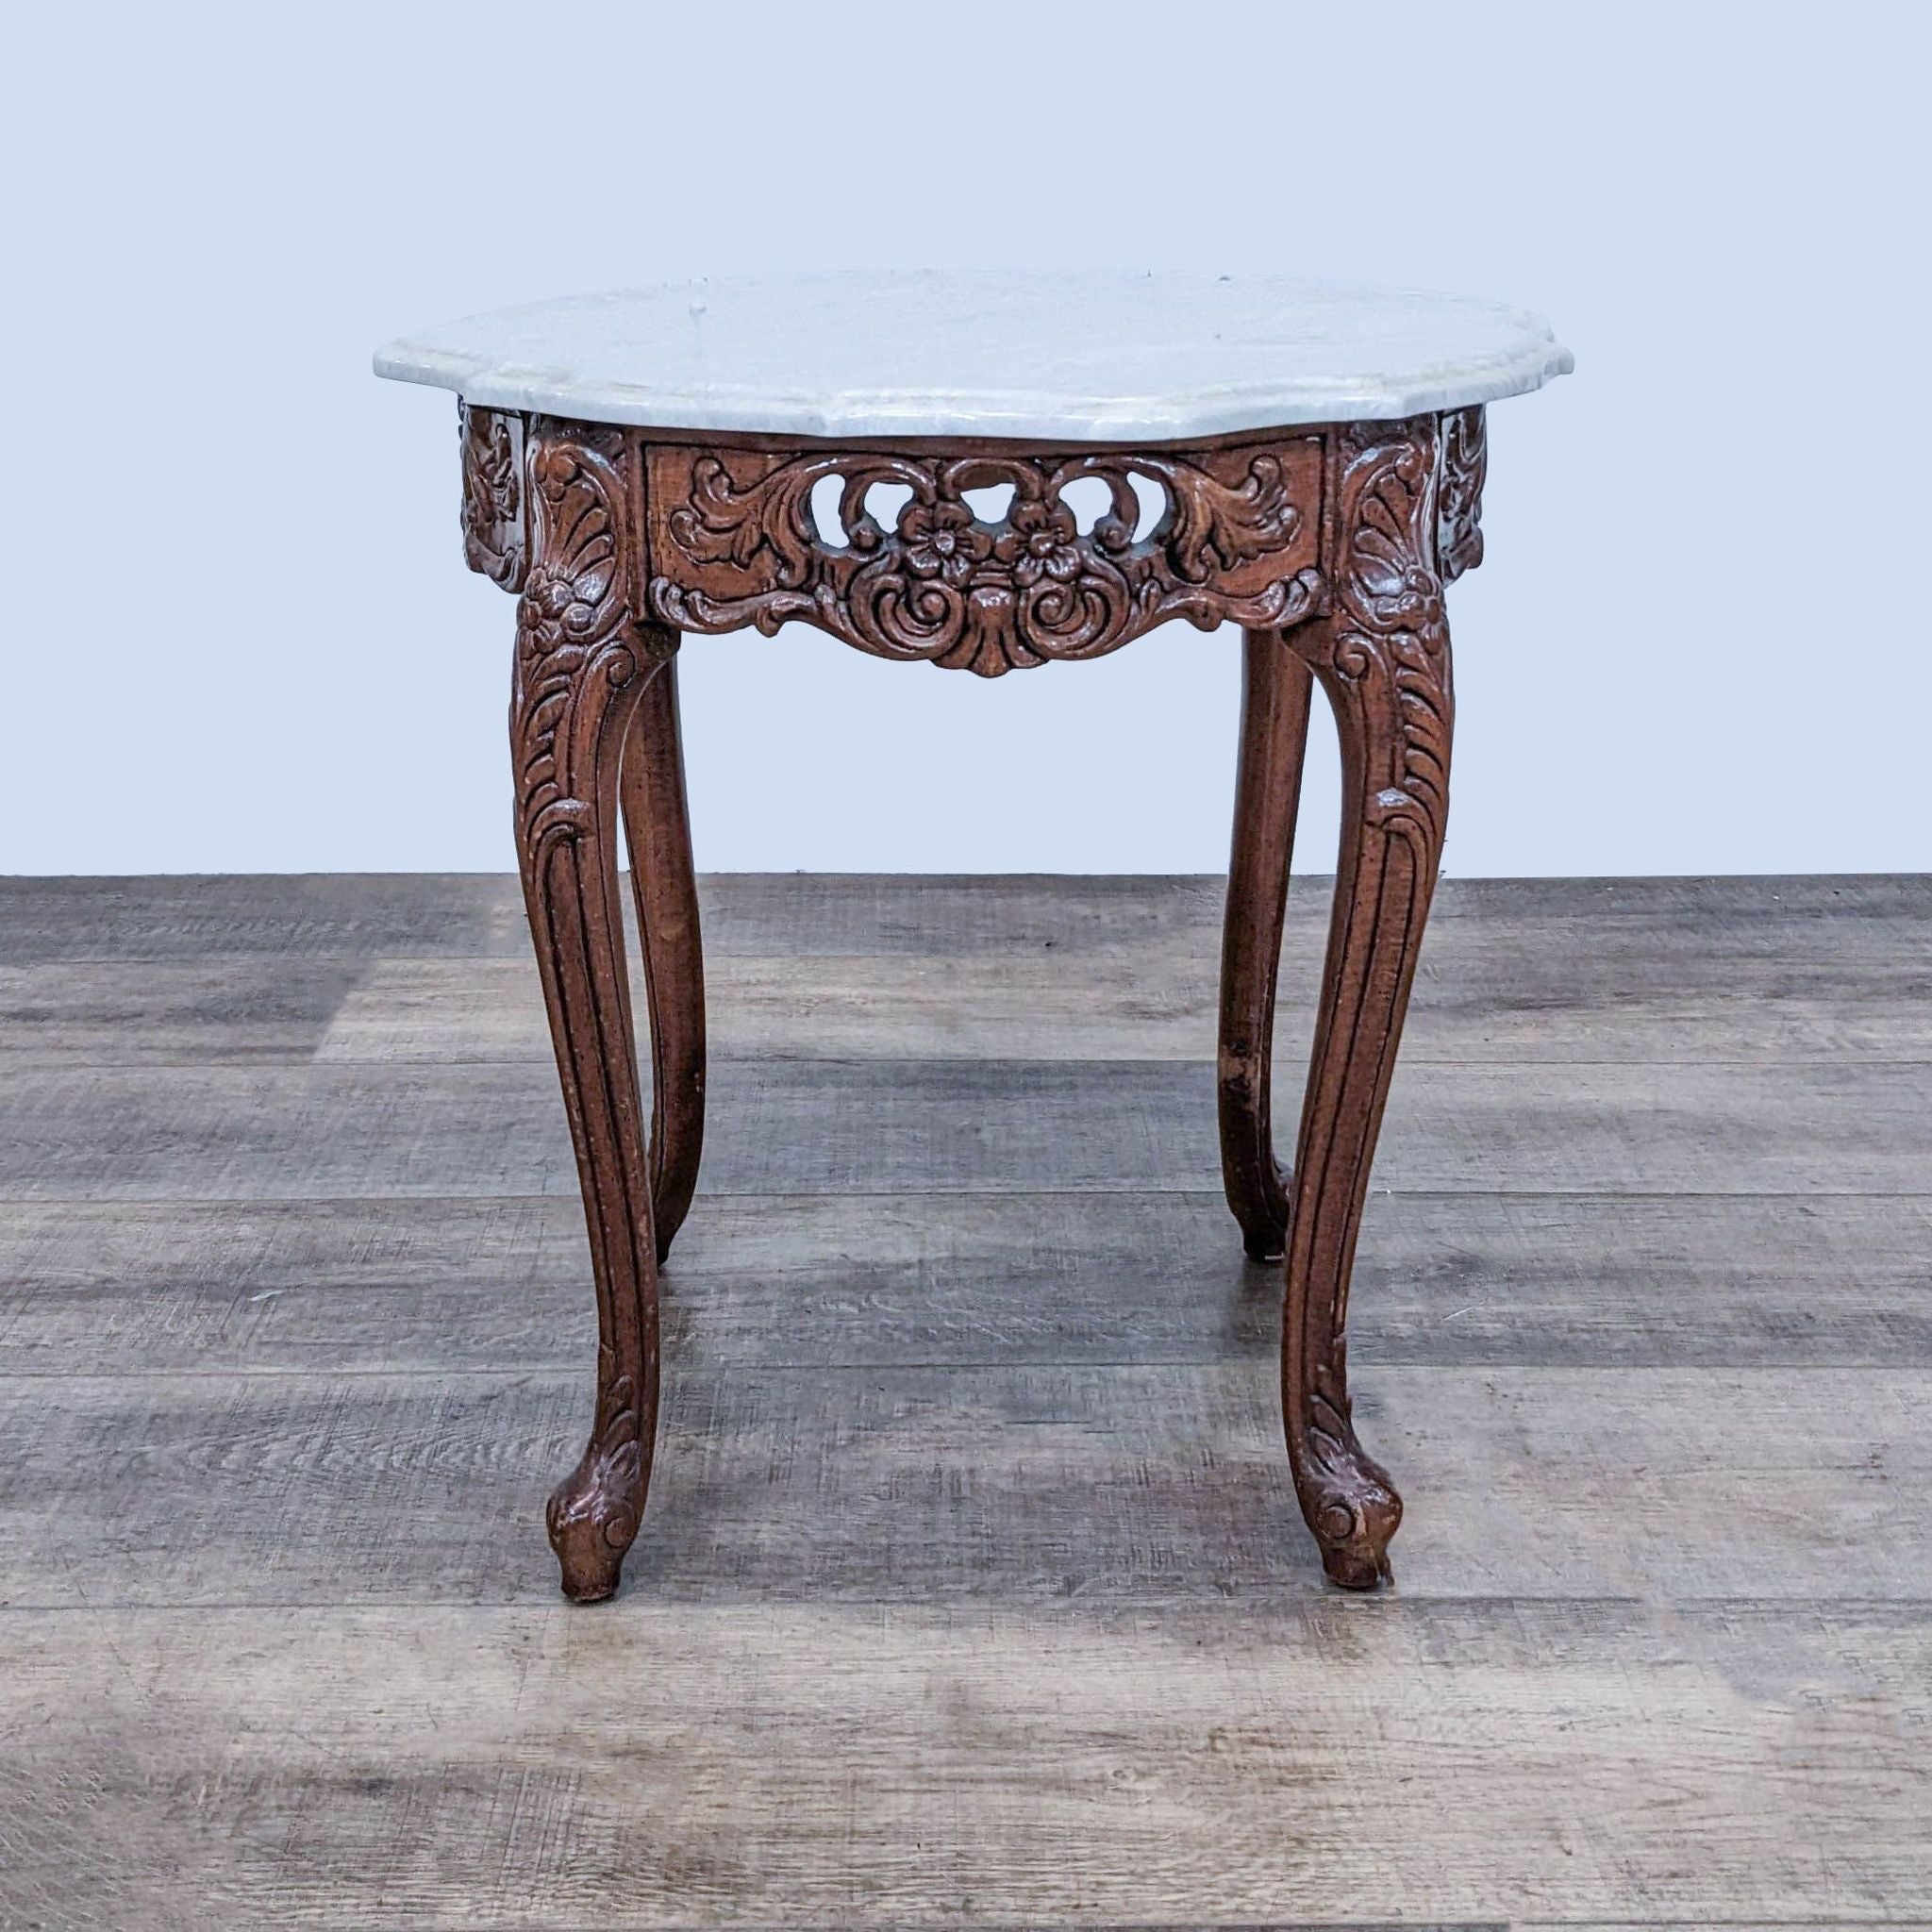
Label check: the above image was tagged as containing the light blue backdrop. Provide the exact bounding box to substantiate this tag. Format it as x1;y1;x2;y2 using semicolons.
5;2;1924;874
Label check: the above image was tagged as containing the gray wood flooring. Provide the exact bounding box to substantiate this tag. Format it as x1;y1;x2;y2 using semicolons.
1;871;1927;1930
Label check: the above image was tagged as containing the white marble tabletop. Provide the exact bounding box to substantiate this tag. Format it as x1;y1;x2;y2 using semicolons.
375;272;1570;443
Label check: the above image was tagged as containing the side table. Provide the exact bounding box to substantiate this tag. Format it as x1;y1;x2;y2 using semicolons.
376;273;1572;1601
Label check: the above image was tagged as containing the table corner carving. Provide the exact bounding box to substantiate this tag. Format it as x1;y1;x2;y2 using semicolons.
459;402;527;591
1437;403;1487;584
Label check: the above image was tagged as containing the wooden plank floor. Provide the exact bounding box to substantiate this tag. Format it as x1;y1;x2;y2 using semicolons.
1;872;1928;1930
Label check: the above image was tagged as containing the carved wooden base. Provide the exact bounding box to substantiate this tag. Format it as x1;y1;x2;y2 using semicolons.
461;398;1484;1600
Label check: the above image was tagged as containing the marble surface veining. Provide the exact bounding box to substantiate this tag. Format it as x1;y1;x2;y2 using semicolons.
375;271;1572;441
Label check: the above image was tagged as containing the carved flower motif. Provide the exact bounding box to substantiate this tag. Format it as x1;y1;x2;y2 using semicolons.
1382;565;1443;640
900;502;991;586
1354;527;1443;640
1000;498;1083;587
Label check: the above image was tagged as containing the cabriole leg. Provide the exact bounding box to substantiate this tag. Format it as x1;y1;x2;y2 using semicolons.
1280;421;1454;1590
511;423;668;1604
1219;627;1315;1261
620;655;707;1261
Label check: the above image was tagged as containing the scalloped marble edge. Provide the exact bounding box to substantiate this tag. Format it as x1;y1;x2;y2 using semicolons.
375;283;1574;442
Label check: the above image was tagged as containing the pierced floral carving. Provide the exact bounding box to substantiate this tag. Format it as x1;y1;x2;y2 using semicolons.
459;404;525;591
643;442;1325;676
1437;404;1486;583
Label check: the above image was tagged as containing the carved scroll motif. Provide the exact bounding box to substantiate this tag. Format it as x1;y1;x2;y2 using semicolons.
459;404;526;591
1436;404;1486;584
644;441;1326;676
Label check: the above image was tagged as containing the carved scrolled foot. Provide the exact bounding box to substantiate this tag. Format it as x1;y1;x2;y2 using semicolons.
546;1379;647;1604
547;1480;629;1602
1301;1416;1404;1589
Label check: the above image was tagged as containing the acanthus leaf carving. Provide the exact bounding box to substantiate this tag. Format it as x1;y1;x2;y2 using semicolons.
1155;446;1302;580
645;441;1326;676
512;420;673;869
1321;416;1453;851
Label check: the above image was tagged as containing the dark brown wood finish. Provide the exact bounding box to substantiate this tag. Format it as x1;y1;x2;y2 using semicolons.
507;417;675;1602
643;439;1326;677
1277;417;1457;1586
1218;627;1313;1262
460;398;1489;1599
620;656;706;1261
